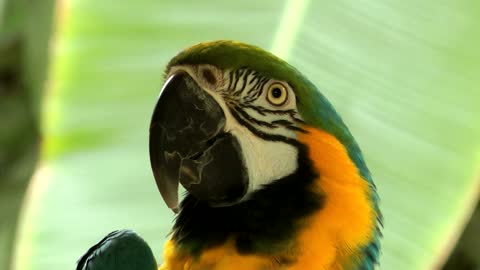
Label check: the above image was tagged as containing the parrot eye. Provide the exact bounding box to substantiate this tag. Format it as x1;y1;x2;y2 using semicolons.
266;83;288;106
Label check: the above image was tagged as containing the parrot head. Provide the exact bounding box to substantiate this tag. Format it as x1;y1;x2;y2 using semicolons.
150;40;375;209
149;40;381;268
150;43;311;210
150;42;312;209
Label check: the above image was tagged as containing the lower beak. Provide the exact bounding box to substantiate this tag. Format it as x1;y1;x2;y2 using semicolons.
149;71;248;212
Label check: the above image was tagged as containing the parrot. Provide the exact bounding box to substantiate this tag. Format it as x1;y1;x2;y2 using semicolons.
76;40;382;270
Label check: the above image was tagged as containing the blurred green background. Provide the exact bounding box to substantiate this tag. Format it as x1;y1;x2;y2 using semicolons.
1;0;479;269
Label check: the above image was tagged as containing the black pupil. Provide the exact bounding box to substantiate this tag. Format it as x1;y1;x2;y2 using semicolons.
271;87;282;98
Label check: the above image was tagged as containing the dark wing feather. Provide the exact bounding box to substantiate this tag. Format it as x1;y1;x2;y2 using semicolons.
76;229;157;270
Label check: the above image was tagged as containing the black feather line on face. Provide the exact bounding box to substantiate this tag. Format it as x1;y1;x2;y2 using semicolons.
231;106;308;134
171;144;323;257
238;104;296;115
232;69;245;96
239;69;252;93
229;108;302;148
227;70;234;91
232;106;277;129
247;72;261;91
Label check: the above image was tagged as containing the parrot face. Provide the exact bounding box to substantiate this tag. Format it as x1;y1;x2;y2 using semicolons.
150;63;304;210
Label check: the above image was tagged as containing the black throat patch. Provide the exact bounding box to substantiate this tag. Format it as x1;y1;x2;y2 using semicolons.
171;145;323;257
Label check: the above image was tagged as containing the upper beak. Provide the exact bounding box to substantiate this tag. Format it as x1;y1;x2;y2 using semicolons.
149;71;248;212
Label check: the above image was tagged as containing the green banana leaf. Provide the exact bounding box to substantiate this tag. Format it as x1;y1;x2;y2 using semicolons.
0;0;54;269
13;0;480;269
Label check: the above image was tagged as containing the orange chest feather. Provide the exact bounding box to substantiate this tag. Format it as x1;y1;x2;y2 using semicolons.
160;127;375;270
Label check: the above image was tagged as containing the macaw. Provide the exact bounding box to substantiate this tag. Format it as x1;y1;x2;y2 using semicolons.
77;40;382;270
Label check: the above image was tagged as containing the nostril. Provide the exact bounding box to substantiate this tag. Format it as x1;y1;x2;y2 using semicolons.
201;68;217;85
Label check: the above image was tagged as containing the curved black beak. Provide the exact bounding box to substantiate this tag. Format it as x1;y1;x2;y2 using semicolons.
149;72;248;212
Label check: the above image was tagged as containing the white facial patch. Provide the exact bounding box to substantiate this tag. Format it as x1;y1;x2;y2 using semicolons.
228;121;299;195
167;65;303;196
